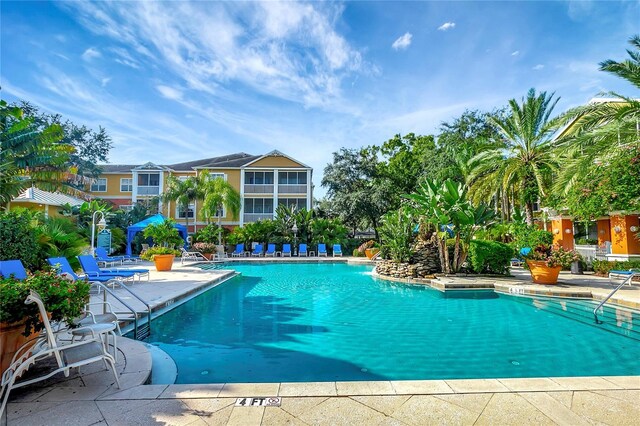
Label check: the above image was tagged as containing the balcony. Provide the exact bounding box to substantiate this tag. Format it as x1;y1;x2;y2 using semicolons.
277;184;307;194
244;213;274;223
137;186;160;196
244;184;274;194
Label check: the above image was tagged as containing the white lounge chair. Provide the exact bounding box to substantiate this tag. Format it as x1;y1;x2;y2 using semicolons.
180;247;208;263
0;290;120;417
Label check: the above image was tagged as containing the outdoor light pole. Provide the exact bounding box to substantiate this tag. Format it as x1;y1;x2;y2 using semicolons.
292;223;298;256
91;211;107;255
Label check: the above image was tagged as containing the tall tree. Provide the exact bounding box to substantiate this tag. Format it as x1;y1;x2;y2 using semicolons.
321;148;392;239
162;174;208;233
201;173;241;245
468;89;562;225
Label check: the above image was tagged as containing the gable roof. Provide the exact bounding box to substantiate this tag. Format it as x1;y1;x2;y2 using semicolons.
243;150;310;168
97;152;265;173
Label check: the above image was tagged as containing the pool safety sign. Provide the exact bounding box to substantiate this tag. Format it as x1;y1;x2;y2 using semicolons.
235;397;281;407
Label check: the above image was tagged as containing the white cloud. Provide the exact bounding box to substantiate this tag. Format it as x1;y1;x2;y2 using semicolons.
61;1;364;109
156;85;183;101
392;32;412;50
511;50;520;56
81;47;101;61
101;77;111;87
437;22;456;31
533;64;544;70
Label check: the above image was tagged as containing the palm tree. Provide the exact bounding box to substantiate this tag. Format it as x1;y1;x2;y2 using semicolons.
554;35;640;195
468;89;562;225
1;100;70;205
162;174;207;233
201;174;241;245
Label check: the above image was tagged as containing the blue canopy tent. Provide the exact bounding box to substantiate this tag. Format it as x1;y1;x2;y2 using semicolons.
126;214;188;255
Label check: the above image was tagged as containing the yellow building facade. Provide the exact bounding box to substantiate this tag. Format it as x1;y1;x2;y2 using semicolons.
89;151;312;232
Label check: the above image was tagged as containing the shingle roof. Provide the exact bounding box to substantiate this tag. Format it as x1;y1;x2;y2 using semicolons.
13;187;84;206
97;152;261;173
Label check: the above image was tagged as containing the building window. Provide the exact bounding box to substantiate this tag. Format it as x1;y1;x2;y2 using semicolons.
120;178;133;192
278;171;307;185
278;198;307;210
177;204;195;219
138;173;160;186
208;173;226;181
244;198;274;214
90;178;107;192
245;171;274;185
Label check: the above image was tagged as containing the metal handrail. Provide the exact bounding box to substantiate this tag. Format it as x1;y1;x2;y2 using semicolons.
93;282;151;340
594;273;638;324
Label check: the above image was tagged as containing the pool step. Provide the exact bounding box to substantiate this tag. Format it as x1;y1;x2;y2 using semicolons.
508;295;640;341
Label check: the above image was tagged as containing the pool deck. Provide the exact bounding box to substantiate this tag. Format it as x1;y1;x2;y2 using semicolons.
3;258;640;425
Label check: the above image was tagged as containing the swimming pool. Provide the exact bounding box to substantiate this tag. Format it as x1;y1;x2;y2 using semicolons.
145;263;640;383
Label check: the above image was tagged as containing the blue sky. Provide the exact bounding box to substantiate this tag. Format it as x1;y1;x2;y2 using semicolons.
2;1;639;196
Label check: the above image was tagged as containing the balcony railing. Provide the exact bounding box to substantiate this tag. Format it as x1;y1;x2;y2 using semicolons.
244;213;274;223
244;184;274;194
277;184;307;194
137;185;160;196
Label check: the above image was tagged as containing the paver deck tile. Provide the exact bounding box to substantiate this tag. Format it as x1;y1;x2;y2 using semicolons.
431;393;492;414
297;397;387;425
335;380;395;396
279;381;337;397
473;393;555;425
278;396;328;418
351;395;411;416
159;384;224;399
601;376;640;389
5;400;104;426
226;405;265;426
390;395;479;426
518;392;589;426
191;404;234;426
98;384;169;400
218;382;280;397
261;407;307;425
498;377;567;392
550;376;621;391
570;390;640;425
98;399;199;425
445;378;509;393
390;380;453;395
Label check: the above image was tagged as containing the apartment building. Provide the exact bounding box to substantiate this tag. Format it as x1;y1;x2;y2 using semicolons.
89;150;312;232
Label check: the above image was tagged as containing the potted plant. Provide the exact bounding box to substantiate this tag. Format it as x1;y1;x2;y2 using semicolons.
142;219;184;271
0;270;91;373
192;242;217;260
524;245;575;284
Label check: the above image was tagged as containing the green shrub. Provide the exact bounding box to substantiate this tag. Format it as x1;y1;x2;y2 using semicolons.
0;210;43;270
193;224;229;244
592;259;640;275
468;240;514;275
575;237;598;245
511;224;553;250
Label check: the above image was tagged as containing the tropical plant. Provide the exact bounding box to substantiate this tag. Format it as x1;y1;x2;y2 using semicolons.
162;173;207;232
193;224;229;244
309;218;348;245
406;179;495;273
201;174;241;244
192;242;217;253
467;240;513;275
379;208;415;263
0;209;42;271
554;35;640;196
0;100;72;205
143;218;183;247
0;269;91;336
468;89;562;224
140;246;181;260
34;217;88;269
524;245;582;269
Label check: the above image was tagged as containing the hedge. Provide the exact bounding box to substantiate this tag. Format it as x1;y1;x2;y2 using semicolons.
468;240;514;275
592;259;640;275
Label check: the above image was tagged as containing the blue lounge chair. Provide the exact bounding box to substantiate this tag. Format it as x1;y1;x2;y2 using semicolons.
609;269;640;283
78;255;148;281
318;244;328;257
47;257;123;290
265;243;276;257
282;244;292;257
0;260;28;280
231;244;245;257
333;244;343;257
251;244;264;257
95;247;141;265
511;247;531;266
298;243;308;257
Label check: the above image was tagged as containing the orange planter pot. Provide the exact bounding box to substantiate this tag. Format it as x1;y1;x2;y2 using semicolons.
153;254;175;271
526;260;561;285
365;248;380;259
1;320;36;374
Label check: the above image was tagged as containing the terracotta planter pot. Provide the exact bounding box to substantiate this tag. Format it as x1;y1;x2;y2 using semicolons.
526;260;561;285
202;253;214;261
1;320;36;374
365;248;380;259
153;254;175;271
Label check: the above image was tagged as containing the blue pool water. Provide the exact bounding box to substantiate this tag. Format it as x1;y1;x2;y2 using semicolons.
145;263;640;383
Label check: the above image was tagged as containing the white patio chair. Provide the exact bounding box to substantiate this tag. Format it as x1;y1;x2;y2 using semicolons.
180;247;208;264
0;290;120;417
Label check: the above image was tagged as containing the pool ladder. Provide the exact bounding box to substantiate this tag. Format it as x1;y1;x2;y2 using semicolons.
593;273;638;324
94;282;152;340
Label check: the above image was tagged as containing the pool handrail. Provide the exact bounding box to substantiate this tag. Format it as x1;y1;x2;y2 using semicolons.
594;272;638;324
